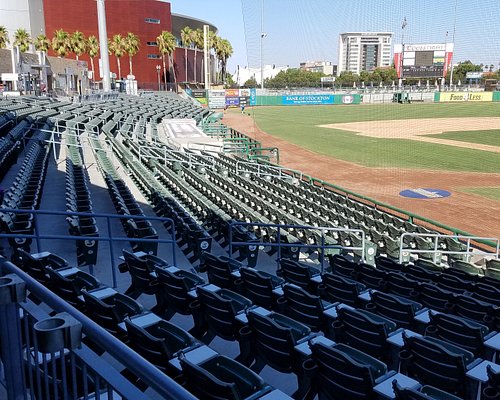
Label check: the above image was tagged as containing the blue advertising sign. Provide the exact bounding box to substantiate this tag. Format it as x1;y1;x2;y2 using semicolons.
282;94;334;105
226;96;240;106
250;88;257;105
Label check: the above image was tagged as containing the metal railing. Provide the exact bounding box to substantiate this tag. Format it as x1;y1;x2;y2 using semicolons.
0;258;196;400
235;160;303;181
399;232;500;264
0;208;176;288
229;221;370;273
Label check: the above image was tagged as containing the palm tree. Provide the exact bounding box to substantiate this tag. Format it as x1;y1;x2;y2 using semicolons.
13;28;31;52
192;28;203;83
87;35;99;82
157;31;177;89
34;34;50;88
109;34;125;80
0;26;9;49
180;26;192;82
124;32;140;76
52;29;70;57
70;31;87;61
217;38;233;84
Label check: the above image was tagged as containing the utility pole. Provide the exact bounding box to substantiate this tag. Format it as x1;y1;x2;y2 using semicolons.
449;0;458;86
260;0;266;89
96;0;111;92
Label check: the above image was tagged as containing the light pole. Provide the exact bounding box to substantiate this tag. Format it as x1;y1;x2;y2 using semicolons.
156;65;161;91
449;0;458;87
260;0;266;90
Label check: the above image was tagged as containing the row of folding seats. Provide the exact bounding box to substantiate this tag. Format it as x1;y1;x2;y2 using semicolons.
0;111;15;135
0;122;52;253
89;136;159;255
65;130;99;266
0;117;33;181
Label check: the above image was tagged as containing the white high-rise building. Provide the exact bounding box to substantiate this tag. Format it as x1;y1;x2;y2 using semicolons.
337;32;392;76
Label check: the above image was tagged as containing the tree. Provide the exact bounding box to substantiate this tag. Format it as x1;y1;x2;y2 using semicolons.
243;77;257;88
446;60;482;84
70;31;86;61
87;35;99;82
13;28;31;52
180;26;193;82
157;31;177;89
0;26;9;49
109;34;125;80
52;29;70;57
124;32;140;76
215;38;233;84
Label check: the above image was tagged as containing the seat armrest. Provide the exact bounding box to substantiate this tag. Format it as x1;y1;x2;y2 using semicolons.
270;313;311;339
218;289;252;310
114;293;144;316
374;370;398;385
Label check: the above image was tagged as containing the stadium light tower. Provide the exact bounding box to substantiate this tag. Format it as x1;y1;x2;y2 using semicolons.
96;0;111;92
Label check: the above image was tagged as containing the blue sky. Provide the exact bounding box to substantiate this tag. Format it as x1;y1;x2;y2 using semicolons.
167;0;500;75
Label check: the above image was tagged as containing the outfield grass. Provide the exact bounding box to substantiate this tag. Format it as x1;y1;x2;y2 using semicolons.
250;102;500;172
427;129;500;147
461;187;500;201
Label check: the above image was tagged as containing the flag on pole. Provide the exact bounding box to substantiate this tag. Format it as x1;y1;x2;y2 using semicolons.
402;17;407;29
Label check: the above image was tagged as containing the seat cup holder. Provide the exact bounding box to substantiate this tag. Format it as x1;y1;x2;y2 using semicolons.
483;387;500;400
302;359;318;378
316;283;327;297
33;312;82;353
424;324;438;337
0;274;26;304
365;302;377;311
276;296;287;314
398;349;413;374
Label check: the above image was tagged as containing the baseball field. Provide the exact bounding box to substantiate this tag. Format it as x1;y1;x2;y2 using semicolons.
223;101;500;241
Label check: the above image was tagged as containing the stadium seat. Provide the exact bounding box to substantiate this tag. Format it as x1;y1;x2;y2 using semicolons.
320;272;366;307
367;290;423;329
308;342;395;400
180;355;270;400
237;267;284;310
278;258;321;292
399;333;477;397
393;381;462;400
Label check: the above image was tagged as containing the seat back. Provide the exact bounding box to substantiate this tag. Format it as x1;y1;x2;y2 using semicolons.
155;268;193;315
311;342;387;400
279;258;318;290
369;291;421;329
376;256;404;273
247;310;299;373
386;272;419;299
203;253;237;290
472;282;500;307
239;267;275;309
454;295;495;327
357;263;387;290
282;284;324;331
328;254;358;279
81;291;123;337
402;335;474;395
322;273;365;307
122;249;157;294
393;381;462;400
427;312;488;356
335;307;395;359
416;283;454;313
197;286;238;340
180;357;240;400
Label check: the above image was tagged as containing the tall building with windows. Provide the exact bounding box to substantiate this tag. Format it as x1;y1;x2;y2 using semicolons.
337;32;392;76
0;0;217;89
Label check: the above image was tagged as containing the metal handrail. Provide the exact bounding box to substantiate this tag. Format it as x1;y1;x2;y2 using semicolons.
229;221;367;273
0;258;197;400
0;208;176;287
398;232;500;264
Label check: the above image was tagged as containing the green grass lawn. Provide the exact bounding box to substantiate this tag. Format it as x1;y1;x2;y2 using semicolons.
249;102;500;172
460;187;500;201
427;129;500;147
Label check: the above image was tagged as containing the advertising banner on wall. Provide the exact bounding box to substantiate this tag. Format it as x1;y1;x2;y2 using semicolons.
282;94;334;105
225;96;240;106
439;92;493;102
225;89;240;97
208;89;226;108
191;89;206;98
249;88;257;105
